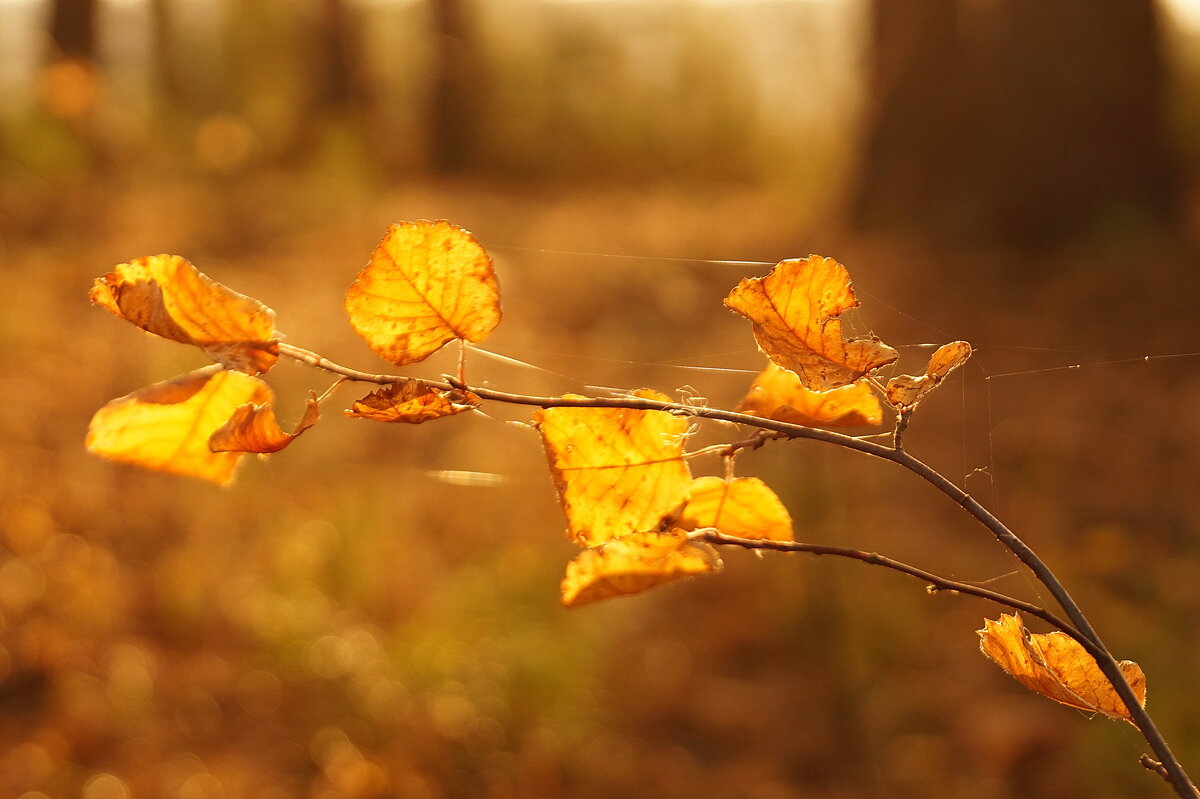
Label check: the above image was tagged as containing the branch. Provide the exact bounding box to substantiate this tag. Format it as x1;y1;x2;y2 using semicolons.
277;342;1198;798
278;343;398;385
691;529;1083;641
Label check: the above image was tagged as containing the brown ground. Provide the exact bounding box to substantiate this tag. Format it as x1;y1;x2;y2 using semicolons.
3;166;1199;799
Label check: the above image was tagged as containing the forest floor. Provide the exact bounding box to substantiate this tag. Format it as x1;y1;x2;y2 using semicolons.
3;166;1200;799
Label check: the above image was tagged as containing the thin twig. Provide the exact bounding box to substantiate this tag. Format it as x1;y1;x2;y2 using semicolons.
1144;756;1174;783
685;430;785;461
691;529;1082;641
893;408;912;450
278;342;398;384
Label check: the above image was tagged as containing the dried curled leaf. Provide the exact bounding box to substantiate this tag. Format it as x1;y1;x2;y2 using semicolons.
725;255;897;391
345;379;480;423
535;390;691;546
561;530;721;607
978;613;1146;721
886;341;972;409
210;394;321;454
678;476;793;541
344;220;502;365
738;363;883;427
86;367;272;485
90;254;278;374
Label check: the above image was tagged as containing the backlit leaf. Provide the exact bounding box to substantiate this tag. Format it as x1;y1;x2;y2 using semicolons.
210;394;320;454
535;390;692;546
738;363;883;427
345;379;480;423
724;255;897;391
90;254;278;374
978;613;1146;721
344;220;502;365
561;530;721;607
677;476;794;541
886;341;972;409
86;367;272;485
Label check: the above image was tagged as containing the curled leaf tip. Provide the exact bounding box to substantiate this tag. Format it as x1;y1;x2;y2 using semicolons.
209;394;321;454
86;368;273;485
886;341;971;410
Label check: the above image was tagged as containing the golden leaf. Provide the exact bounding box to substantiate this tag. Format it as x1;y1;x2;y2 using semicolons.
724;255;897;391
86;367;272;485
210;394;320;454
345;379;480;423
738;363;883;427
90;254;278;374
561;530;721;607
535;390;692;546
677;476;794;541
344;220;502;365
978;613;1146;721
886;341;972;409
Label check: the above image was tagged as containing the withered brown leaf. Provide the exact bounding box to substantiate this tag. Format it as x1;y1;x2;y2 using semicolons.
886;341;972;409
345;379;480;423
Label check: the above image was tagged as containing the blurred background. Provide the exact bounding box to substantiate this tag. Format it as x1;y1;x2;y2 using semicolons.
4;0;1200;797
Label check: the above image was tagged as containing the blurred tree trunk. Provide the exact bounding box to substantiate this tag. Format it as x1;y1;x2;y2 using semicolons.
852;0;980;244
48;0;96;61
281;0;369;163
852;0;1180;250
42;0;102;165
311;0;361;113
985;0;1178;247
428;0;482;173
149;0;184;109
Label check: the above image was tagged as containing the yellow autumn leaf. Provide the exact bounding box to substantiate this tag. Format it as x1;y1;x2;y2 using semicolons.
886;341;972;409
344;220;502;365
737;363;883;427
724;255;897;391
978;613;1146;721
561;530;721;607
90;254;278;374
535;390;692;546
209;394;321;454
676;476;794;541
86;367;272;485
344;379;480;423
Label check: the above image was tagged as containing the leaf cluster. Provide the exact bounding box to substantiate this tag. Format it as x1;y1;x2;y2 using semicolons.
87;219;1186;793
